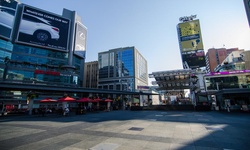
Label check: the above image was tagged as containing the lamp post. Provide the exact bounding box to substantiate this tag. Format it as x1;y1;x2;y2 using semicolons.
190;74;198;106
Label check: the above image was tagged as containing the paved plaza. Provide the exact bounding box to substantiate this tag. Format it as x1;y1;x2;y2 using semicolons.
0;110;249;150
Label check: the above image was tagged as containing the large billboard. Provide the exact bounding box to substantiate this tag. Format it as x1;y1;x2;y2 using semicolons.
16;5;70;51
178;19;206;68
181;50;206;68
0;0;18;40
74;22;87;58
179;20;203;52
179;19;203;52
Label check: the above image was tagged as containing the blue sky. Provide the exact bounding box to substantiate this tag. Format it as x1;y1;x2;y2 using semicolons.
21;0;250;83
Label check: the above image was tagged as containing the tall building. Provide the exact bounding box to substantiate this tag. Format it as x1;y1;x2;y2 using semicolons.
205;48;239;72
177;15;206;69
243;50;250;69
244;0;250;27
98;47;148;92
0;1;87;87
83;61;98;88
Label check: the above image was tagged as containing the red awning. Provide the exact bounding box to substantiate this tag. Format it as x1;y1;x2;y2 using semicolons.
104;98;113;102
58;96;76;102
39;98;58;103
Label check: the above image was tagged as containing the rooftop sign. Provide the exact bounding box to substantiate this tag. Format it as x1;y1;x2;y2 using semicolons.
179;15;197;22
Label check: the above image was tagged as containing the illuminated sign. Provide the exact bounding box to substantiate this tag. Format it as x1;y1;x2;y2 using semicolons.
34;70;60;76
179;20;204;52
179;15;197;22
17;5;70;51
74;22;87;58
207;70;250;76
178;19;206;68
181;50;206;68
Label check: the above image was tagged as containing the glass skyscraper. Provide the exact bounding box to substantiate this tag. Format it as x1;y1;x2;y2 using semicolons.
98;47;148;92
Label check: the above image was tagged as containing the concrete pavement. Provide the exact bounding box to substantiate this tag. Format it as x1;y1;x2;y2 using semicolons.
0;110;249;150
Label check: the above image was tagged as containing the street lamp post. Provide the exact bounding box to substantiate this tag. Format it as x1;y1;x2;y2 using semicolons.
190;75;198;106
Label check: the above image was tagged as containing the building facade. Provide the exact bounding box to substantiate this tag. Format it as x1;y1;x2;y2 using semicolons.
205;48;239;72
98;47;148;92
0;1;87;87
204;70;250;111
83;61;98;88
214;50;250;72
0;0;87;107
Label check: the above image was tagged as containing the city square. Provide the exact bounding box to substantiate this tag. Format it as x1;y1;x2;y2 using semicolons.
1;1;250;149
0;110;249;150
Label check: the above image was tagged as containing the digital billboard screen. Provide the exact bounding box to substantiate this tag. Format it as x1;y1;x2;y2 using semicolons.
17;5;70;51
179;20;204;52
178;19;206;68
74;22;87;58
0;0;18;40
181;50;206;68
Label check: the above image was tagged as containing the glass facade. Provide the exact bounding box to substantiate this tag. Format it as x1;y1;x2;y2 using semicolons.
98;47;148;91
99;53;109;79
116;49;134;77
205;73;250;90
215;62;246;72
0;39;81;86
99;48;134;79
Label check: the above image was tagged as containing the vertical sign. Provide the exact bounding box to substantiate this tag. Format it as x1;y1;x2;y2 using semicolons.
74;22;87;58
178;19;206;68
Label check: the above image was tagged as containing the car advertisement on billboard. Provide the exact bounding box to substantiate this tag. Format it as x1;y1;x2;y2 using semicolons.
181;50;206;68
0;0;18;40
17;5;70;51
179;20;204;52
74;22;87;58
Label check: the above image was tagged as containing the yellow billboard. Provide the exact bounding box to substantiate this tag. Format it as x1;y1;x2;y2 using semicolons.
179;20;204;52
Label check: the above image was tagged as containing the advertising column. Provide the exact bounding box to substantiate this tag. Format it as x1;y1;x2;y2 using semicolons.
74;22;87;58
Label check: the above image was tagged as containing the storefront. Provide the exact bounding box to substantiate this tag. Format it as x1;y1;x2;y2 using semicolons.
215;89;250;111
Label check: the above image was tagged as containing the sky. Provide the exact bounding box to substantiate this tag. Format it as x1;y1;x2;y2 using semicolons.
21;0;250;85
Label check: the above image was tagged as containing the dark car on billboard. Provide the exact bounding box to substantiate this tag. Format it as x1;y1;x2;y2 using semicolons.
19;13;60;42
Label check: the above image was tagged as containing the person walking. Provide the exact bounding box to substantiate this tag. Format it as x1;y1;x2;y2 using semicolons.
63;107;69;116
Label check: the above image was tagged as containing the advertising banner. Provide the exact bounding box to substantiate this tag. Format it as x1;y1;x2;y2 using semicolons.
207;70;250;76
0;0;18;40
17;5;70;51
178;19;206;68
179;20;203;52
74;22;87;58
181;50;206;68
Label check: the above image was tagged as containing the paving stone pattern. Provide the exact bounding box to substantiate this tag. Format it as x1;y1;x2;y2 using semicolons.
0;111;250;150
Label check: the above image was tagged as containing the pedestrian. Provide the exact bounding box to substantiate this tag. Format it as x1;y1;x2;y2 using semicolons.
64;107;69;116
